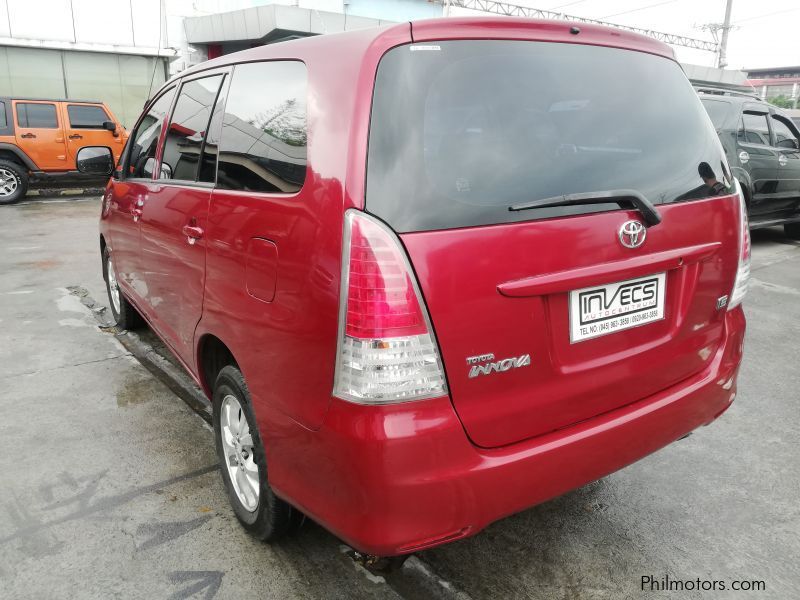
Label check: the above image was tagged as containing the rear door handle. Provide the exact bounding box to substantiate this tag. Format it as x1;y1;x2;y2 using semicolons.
20;133;36;139
182;225;204;244
69;134;83;140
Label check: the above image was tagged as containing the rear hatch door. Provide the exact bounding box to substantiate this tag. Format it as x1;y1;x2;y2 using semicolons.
366;38;740;447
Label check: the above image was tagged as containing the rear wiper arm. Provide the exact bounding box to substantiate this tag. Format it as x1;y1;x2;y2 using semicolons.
508;189;662;227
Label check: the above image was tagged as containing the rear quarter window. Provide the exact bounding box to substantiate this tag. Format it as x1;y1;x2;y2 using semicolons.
216;61;307;194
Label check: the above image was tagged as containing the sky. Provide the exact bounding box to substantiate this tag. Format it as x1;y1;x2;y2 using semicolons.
450;0;800;70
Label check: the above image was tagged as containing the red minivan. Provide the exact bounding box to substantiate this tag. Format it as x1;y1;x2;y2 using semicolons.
82;17;748;556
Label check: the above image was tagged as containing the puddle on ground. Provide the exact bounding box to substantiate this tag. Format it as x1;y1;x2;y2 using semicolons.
116;375;166;408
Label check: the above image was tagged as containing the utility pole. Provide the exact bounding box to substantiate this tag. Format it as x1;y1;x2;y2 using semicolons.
717;0;734;69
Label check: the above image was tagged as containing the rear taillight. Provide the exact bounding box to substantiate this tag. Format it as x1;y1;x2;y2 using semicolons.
333;211;447;404
728;181;750;310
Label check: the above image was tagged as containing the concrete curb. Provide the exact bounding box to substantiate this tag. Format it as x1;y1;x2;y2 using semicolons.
27;186;105;197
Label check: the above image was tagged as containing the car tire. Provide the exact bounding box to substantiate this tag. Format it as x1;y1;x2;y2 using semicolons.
212;365;304;541
784;222;800;240
0;159;29;205
102;246;142;330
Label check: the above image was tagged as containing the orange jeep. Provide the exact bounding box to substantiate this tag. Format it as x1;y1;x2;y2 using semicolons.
0;97;127;203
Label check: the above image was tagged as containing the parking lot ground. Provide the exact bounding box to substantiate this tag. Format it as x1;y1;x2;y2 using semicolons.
0;197;798;599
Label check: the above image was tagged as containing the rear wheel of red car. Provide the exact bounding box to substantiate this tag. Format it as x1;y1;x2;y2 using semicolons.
102;246;141;330
784;222;800;240
212;365;303;541
0;160;29;205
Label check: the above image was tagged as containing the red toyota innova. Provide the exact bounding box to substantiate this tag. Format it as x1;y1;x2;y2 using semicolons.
82;17;748;556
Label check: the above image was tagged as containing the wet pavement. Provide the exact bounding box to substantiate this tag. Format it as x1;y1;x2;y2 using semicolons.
0;197;798;599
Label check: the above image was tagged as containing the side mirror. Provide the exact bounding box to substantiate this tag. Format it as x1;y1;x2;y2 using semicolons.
76;146;114;176
142;158;172;179
776;138;799;150
102;120;117;132
143;157;156;178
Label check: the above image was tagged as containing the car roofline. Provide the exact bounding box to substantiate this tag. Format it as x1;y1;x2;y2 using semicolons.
1;97;107;104
150;16;677;102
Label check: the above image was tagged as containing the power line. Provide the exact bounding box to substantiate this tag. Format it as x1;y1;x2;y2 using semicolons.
733;6;800;25
599;1;676;20
548;0;586;9
147;0;164;101
441;0;718;52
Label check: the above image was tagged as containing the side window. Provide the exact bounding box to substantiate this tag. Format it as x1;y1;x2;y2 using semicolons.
740;112;771;146
159;74;224;182
771;116;799;148
67;105;110;129
0;101;6;128
17;103;58;128
125;87;176;179
198;78;229;183
217;61;307;193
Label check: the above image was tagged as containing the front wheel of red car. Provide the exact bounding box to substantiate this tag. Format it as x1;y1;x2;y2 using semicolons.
212;365;303;541
102;246;141;330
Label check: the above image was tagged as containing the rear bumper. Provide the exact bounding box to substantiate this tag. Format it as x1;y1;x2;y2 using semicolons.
269;308;745;556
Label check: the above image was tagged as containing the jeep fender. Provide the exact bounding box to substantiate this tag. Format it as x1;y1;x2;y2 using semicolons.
0;143;37;171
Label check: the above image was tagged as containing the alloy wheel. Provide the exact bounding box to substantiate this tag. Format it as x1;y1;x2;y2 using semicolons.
0;168;18;197
106;255;121;315
220;394;260;512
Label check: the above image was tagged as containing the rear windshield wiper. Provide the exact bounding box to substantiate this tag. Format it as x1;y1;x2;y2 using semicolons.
508;189;662;227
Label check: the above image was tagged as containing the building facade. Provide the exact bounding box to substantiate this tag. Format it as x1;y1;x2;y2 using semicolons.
0;0;176;127
745;66;800;109
0;0;441;127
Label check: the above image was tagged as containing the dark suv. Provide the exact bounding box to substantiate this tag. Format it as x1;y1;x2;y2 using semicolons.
698;88;800;237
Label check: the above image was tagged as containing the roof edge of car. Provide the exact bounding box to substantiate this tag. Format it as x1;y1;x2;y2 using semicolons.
152;16;676;104
409;16;675;59
0;97;106;104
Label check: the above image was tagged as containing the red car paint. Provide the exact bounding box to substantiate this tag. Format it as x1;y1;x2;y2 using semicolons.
99;17;746;555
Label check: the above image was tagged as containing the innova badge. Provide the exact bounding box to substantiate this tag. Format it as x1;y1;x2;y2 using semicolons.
618;220;646;249
466;353;531;379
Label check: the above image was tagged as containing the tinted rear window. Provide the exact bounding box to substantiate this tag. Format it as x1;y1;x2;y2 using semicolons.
700;98;732;129
367;41;730;232
160;75;224;182
216;61;307;194
17;103;58;128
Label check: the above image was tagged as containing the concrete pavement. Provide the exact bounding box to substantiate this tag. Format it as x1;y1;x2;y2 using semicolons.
0;197;797;599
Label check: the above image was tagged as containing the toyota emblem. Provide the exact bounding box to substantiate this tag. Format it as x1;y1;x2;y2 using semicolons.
618;220;646;249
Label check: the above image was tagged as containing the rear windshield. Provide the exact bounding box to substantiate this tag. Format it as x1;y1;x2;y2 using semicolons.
367;41;731;232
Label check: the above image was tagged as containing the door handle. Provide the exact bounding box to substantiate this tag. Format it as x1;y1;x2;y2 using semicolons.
20;133;36;139
779;154;788;167
182;225;204;244
69;134;83;140
132;207;143;222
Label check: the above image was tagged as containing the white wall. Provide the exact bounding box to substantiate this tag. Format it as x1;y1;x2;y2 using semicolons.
0;0;165;50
